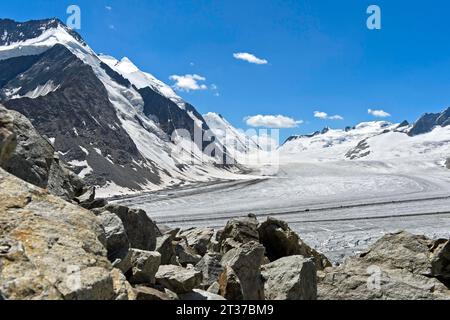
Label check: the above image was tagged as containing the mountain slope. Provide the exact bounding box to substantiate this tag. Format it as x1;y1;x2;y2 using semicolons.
0;18;234;196
203;112;261;155
280;117;450;168
408;107;450;136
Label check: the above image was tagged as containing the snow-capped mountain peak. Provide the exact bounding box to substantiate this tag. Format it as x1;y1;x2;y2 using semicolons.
0;18;234;197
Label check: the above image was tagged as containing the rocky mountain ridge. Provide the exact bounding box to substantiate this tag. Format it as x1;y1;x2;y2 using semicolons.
0;18;235;197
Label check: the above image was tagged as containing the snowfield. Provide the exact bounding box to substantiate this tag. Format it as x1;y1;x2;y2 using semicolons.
114;123;450;262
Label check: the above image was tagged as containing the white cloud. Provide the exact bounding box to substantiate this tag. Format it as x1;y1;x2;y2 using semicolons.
314;111;343;120
105;6;112;11
233;52;268;65
368;109;391;118
245;115;303;128
169;74;208;92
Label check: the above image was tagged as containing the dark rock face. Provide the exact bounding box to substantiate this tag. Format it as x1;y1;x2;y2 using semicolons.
0;105;84;200
409;107;450;136
258;217;331;270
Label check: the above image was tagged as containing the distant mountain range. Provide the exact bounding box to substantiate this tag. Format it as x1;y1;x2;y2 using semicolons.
0;18;236;196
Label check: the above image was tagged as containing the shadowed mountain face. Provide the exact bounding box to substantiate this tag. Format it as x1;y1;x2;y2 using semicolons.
1;45;159;189
409;107;450;136
0;19;232;193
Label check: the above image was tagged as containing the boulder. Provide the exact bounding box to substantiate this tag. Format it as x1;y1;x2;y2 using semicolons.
178;228;214;256
74;187;96;207
111;268;136;300
261;256;317;300
97;210;130;271
446;158;450;169
195;252;224;289
0;105;84;201
431;240;450;286
155;265;202;294
175;238;202;267
258;217;331;270
155;233;177;265
220;241;265;300
219;267;243;300
0;105;16;166
318;231;450;300
104;204;160;251
134;286;171;301
0;168;125;300
219;216;259;253
181;289;226;301
128;249;161;285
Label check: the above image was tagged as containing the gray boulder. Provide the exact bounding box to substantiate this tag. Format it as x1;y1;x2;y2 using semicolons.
261;256;317;300
446;158;450;169
156;233;178;265
258;217;331;270
0;105;85;201
0;167;133;300
219;241;265;300
318;231;450;300
195;252;224;289
104;204;160;251
178;228;214;256
97;210;131;272
219;216;259;253
155;265;202;294
175;238;202;267
431;240;450;286
0;105;16;166
128;249;161;285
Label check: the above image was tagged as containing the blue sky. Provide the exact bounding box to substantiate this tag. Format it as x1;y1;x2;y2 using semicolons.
2;0;450;141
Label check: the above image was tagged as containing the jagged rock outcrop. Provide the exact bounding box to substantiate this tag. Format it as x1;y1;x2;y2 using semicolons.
318;232;450;300
219;241;265;300
258;217;331;270
155;265;202;294
261;256;317;300
0;167;133;300
0;105;85;200
103;204;160;251
409;107;450;136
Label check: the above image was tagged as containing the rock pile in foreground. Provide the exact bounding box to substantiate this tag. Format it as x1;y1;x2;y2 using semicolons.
1;105;449;300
